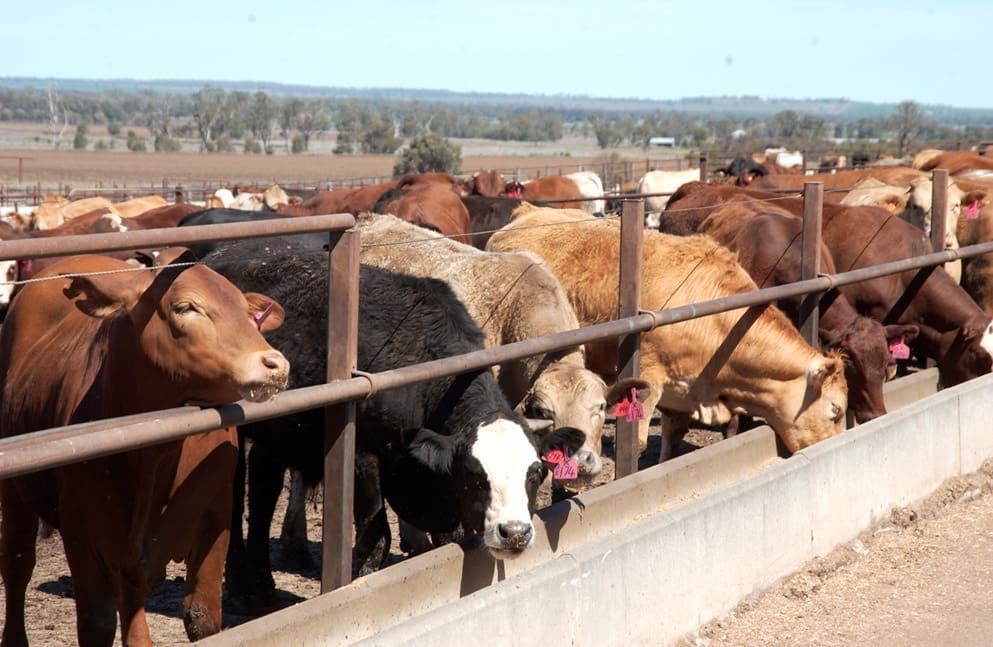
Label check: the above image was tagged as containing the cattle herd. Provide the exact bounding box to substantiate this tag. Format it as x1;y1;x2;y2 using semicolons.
2;149;993;644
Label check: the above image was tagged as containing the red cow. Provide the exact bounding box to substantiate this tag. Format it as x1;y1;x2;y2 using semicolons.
664;182;993;387
505;175;585;210
373;182;472;244
278;173;457;216
0;250;290;646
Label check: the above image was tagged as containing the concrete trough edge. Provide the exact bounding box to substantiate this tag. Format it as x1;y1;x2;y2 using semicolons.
203;368;949;646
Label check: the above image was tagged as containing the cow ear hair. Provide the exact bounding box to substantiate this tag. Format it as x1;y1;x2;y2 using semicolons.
245;293;286;332
63;273;148;319
818;326;842;348
402;428;454;475
540;426;585;456
884;323;920;343
605;377;652;407
807;356;842;390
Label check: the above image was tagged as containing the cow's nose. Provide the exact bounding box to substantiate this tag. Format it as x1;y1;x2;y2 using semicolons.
498;522;533;547
262;351;289;372
573;449;602;475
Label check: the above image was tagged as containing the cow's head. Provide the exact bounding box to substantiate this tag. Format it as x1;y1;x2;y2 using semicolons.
64;248;290;406
819;319;919;424
517;365;612;482
774;353;848;453
923;322;993;387
403;417;583;559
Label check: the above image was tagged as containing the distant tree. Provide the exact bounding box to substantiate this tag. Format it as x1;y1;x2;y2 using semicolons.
243;137;263;154
126;130;146;152
590;116;623;149
249;91;276;151
393;133;461;175
291;134;307;154
73;122;89;150
153;133;181;152
107;122;121;137
888;100;927;157
768;110;802;138
192;87;226;151
361;117;402;154
296;101;331;151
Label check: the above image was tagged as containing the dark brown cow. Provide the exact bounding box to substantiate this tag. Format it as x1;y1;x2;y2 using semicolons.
917;151;993;177
0;250;290;646
373;182;472;244
664;182;993;387
685;201;919;423
461;195;541;249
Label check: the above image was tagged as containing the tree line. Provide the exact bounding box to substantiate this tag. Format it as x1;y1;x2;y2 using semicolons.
3;85;991;160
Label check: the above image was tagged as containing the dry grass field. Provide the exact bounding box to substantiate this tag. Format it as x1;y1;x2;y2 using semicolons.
0;121;689;192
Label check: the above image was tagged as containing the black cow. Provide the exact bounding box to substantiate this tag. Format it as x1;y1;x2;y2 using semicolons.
715;157;769;185
187;228;581;613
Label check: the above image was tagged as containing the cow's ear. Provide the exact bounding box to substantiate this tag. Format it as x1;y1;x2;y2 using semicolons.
819;326;842;348
605;377;652;407
245;293;286;332
884;323;920;343
402;428;454;475
540;426;585;456
807;356;843;390
64;273;148;319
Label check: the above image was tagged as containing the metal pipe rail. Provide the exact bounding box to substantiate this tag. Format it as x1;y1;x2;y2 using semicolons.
0;213;357;262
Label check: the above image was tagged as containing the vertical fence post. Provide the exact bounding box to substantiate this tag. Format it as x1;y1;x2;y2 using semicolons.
615;199;645;479
699;152;709;182
322;228;360;592
930;169;949;259
801;150;808;175
799;182;823;349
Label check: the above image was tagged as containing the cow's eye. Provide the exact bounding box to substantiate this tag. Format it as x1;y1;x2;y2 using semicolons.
172;302;202;316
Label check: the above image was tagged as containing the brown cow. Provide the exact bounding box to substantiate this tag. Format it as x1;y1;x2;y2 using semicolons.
461;169;507;197
686;201;918;424
488;204;848;461
916;151;993;179
0;250;290;645
372;182;471;244
277;173;457;217
664;182;993;387
506;175;586;210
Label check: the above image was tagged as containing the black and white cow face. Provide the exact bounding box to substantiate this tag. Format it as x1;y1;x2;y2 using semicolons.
466;418;545;557
405;420;585;559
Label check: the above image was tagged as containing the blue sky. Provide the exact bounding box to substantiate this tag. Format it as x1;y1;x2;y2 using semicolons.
5;1;989;108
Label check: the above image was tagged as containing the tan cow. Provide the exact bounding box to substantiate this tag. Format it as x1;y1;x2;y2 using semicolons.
30;196;114;230
487;204;848;462
112;195;169;218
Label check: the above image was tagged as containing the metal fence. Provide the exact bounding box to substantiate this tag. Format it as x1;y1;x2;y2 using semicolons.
0;170;968;598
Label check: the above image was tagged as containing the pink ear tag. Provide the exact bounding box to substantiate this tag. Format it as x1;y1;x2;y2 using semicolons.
888;336;911;360
553;455;579;480
541;447;564;465
626;387;644;422
967;201;980;220
614;397;631;418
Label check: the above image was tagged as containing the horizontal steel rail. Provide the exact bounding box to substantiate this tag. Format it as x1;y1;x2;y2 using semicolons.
0;213;356;262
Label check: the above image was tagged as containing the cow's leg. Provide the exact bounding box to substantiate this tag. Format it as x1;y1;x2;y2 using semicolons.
117;568;153;647
225;431;248;595
181;511;228;641
0;482;38;647
279;469;315;570
61;538;119;647
239;442;285;613
353;451;390;577
659;410;692;463
398;518;433;556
